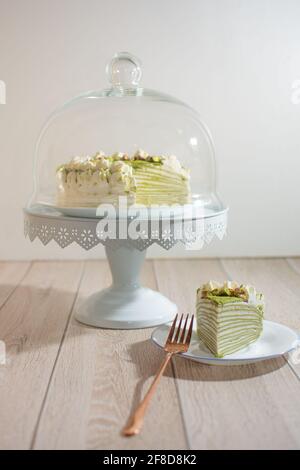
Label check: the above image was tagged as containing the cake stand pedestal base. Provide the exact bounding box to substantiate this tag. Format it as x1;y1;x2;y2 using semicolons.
75;246;177;329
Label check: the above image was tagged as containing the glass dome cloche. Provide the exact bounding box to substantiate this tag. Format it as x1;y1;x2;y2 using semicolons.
28;51;225;215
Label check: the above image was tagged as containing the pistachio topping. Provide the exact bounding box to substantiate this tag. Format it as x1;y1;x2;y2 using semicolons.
198;281;262;304
56;150;172;173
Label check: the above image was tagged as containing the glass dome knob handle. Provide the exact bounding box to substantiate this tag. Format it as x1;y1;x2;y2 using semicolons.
106;52;142;88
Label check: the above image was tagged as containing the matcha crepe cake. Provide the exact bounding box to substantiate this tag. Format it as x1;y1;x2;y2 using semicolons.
56;149;190;207
196;281;264;357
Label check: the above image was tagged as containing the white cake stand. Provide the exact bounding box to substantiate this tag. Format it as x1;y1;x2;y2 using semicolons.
24;203;228;329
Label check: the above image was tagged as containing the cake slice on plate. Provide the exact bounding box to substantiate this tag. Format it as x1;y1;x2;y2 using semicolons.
196;281;264;358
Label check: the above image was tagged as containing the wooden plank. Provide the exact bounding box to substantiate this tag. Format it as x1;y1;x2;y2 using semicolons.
0;261;83;450
283;258;300;378
0;261;31;308
287;258;300;274
33;260;187;450
222;258;300;378
154;259;300;449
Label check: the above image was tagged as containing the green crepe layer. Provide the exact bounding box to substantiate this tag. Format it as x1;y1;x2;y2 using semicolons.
133;165;190;205
196;288;264;358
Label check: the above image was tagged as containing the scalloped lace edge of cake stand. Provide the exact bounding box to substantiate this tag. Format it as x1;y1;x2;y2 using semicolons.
24;213;227;251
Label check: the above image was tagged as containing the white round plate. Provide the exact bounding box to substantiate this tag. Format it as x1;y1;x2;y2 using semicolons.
40;203;97;218
49;205;97;218
41;202;227;221
151;320;300;366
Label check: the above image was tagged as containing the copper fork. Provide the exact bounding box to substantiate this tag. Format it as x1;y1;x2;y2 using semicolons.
123;313;194;437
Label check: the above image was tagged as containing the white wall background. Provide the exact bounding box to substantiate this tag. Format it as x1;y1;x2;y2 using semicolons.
0;0;299;260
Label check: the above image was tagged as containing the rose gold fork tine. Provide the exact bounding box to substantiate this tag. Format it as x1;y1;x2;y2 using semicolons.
166;313;178;344
185;314;194;346
179;314;189;343
173;314;184;342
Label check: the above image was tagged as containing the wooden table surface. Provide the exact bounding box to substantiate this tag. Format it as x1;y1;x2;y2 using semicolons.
0;258;299;450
